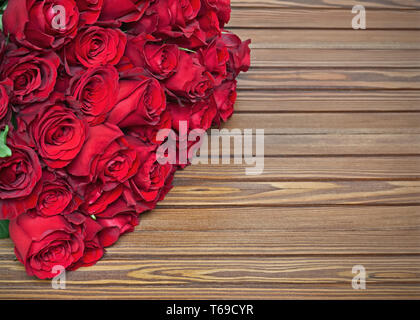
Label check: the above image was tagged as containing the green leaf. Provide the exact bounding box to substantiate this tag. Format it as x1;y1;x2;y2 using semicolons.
0;125;11;158
0;220;9;239
179;47;196;53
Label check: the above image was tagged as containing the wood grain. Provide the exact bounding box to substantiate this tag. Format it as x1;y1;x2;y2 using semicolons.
1;4;419;300
230;9;420;29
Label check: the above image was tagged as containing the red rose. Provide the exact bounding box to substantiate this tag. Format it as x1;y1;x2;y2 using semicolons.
99;0;151;24
108;70;166;127
68;65;119;125
33;170;82;217
165;51;214;102
18;97;88;169
123;34;179;80
0;135;42;220
1;48;60;105
212;80;237;122
0;81;12;122
3;0;80;50
65;26;127;68
95;196;140;246
67;124;140;215
201;0;231;26
68;216;105;270
123;137;174;213
9;213;84;279
76;0;104;24
221;31;251;77
199;36;229;86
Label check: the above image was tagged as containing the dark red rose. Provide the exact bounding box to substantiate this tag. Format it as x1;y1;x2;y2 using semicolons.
68;216;105;270
108;70;166;127
68;65;119;125
165;51;214;102
76;0;104;24
33;170;82;217
168;100;216;132
221;31;251;77
197;9;221;40
201;0;231;26
3;0;80;50
123;137;174;213
126;110;172;145
9;213;84;279
95;196;140;246
99;0;151;24
0;136;42;220
1;48;60;105
199;36;229;85
17;97;88;169
0;80;12;122
65;26;127;68
212;80;237;122
67;124;140;215
123;34;179;80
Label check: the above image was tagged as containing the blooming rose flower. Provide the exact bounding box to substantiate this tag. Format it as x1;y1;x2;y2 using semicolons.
165;51;214;102
123;34;179;80
76;0;104;24
9;213;85;279
212;80;237;122
3;0;80;50
123;136;175;213
0;135;42;220
17;96;88;168
68;65;119;125
221;31;251;77
33;170;82;217
108;70;166;127
98;0;151;24
1;48;60;105
65;26;127;68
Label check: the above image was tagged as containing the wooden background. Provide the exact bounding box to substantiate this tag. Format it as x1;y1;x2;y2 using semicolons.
1;0;420;299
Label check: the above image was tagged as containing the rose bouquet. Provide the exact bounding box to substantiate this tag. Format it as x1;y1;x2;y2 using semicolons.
0;0;250;279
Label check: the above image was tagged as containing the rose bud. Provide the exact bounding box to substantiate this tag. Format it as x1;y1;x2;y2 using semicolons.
9;213;85;279
1;48;60;105
0;135;42;220
68;65;119;125
3;0;79;50
65;26;127;68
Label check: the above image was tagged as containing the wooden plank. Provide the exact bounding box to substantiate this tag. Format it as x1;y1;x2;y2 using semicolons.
140;206;420;232
0;256;418;299
211;134;420;156
250;49;420;68
231;0;420;9
0;284;419;299
230;9;420;29
231;29;420;49
164;180;420;206
177;157;420;181
221;113;420;134
2;227;418;256
236;91;420;111
238;69;420;90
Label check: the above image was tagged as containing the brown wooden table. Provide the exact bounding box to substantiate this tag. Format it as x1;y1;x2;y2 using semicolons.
0;0;419;299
